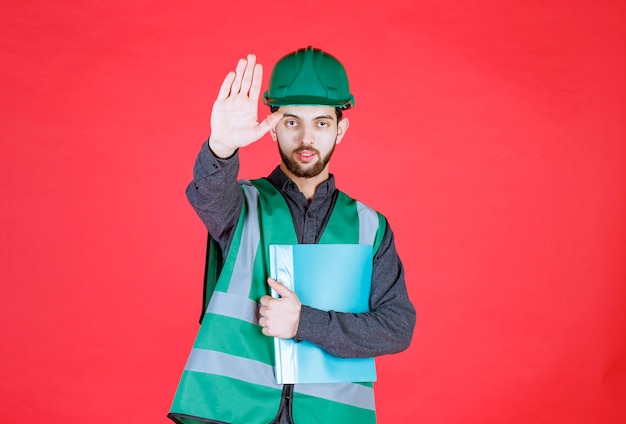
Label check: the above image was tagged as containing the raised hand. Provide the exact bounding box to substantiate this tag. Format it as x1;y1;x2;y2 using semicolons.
209;54;284;158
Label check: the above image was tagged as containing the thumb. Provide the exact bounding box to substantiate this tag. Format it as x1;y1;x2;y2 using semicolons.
267;278;293;298
258;111;284;133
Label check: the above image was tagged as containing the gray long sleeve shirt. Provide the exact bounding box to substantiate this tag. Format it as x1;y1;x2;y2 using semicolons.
186;140;415;358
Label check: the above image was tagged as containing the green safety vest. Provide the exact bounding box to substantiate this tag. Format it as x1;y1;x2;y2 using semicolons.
169;178;386;424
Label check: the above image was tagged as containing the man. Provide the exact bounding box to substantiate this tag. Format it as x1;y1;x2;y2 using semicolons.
169;47;415;424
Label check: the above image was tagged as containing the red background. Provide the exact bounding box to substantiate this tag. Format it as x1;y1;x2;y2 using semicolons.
1;1;625;422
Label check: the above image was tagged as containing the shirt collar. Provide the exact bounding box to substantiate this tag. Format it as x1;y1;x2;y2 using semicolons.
267;166;336;199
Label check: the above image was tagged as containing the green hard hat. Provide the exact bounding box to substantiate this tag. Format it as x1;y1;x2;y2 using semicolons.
263;46;355;109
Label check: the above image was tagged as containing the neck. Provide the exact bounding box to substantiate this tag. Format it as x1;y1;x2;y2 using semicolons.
279;163;330;201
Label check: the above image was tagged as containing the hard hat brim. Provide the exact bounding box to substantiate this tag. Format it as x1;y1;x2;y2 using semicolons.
263;93;355;109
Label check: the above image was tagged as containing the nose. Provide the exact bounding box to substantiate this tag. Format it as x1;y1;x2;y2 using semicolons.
300;125;315;146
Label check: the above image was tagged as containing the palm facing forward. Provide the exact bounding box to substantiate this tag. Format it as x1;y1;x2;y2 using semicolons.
209;54;284;158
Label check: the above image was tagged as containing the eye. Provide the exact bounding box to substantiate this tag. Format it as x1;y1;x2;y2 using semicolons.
317;121;330;128
285;120;299;128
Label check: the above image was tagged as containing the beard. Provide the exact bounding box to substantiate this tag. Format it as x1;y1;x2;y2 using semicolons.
278;141;337;178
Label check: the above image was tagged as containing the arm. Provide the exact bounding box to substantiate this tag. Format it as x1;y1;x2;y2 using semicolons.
186;54;284;251
260;225;416;358
185;141;243;252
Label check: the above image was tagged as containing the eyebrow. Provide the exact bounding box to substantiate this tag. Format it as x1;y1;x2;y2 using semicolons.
282;113;335;121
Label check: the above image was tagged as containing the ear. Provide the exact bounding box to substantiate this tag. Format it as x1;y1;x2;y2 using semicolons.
270;125;278;141
335;117;349;145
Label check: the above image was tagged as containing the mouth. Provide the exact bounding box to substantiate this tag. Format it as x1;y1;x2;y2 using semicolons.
295;148;318;163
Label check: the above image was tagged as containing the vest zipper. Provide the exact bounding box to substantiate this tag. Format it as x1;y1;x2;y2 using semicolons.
270;384;295;424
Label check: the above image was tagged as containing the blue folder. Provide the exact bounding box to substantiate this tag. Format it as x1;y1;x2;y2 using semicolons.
269;244;377;384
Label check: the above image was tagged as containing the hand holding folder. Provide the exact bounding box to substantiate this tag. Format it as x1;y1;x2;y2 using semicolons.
258;277;302;339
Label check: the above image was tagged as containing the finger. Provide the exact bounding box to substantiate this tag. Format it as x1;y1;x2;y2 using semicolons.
216;71;236;100
231;57;247;94
260;303;271;316
259;295;272;306
240;54;257;95
248;63;263;100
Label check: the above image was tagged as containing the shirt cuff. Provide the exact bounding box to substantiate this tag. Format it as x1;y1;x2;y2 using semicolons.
195;138;239;176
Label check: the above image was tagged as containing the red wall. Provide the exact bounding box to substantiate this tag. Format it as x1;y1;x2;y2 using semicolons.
1;1;625;422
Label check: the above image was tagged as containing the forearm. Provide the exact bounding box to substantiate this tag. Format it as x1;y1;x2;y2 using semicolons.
294;227;416;358
185;138;243;251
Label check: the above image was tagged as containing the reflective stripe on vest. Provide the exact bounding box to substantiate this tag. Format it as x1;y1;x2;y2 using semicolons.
185;348;375;411
169;178;385;424
356;201;380;246
203;185;262;326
